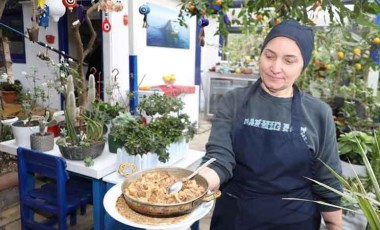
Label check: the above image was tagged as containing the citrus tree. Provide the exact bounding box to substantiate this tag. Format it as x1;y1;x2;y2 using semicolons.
178;0;380;38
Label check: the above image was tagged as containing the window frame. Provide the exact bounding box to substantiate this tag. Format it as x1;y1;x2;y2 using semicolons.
1;2;26;64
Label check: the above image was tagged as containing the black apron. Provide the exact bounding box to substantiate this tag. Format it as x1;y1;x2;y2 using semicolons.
210;81;321;230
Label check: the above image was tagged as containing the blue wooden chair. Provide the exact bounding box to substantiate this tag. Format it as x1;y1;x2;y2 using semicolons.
17;147;92;230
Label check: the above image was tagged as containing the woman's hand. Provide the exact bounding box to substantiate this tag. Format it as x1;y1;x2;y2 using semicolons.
198;166;220;191
322;210;342;230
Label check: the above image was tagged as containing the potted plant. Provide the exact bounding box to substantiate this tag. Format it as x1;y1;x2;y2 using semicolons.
56;75;107;162
107;111;134;153
287;127;380;230
338;130;375;178
116;93;197;171
0;78;23;104
30;115;54;152
10;67;54;147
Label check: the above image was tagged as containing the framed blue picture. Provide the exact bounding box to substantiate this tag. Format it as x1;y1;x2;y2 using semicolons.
146;4;190;49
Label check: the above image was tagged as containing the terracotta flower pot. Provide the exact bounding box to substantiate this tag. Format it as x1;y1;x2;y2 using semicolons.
1;91;17;103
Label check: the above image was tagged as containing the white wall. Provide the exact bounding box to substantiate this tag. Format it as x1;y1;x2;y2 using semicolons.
12;1;203;121
200;17;221;73
102;1;129;104
129;0;197;86
14;2;62;110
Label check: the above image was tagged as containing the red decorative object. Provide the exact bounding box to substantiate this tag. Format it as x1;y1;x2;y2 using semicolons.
148;85;196;97
102;17;111;32
123;15;128;25
45;34;55;44
62;0;77;11
47;124;60;137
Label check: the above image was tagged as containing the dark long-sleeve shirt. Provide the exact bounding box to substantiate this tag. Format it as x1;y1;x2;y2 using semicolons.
202;80;343;212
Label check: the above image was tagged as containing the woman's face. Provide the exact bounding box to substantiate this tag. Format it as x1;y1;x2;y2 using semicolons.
259;36;304;97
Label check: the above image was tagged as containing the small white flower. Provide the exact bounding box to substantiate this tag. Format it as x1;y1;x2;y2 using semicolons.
1;73;7;80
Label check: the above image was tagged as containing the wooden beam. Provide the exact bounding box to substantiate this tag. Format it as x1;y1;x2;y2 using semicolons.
0;0;7;20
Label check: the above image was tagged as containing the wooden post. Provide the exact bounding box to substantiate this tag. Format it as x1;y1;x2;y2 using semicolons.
0;0;7;20
0;37;14;83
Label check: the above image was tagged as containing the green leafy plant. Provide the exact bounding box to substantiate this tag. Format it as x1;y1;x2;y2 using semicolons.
338;130;375;165
111;93;197;163
178;0;380;38
56;75;106;147
286;128;380;230
138;93;184;116
0;79;23;93
0;124;14;142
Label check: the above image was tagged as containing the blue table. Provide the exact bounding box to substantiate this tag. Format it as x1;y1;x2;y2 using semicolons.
0;139;118;230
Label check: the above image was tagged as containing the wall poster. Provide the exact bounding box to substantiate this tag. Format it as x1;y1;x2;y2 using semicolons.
146;4;190;49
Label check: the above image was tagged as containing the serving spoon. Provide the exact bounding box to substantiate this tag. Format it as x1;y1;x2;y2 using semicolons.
167;158;216;194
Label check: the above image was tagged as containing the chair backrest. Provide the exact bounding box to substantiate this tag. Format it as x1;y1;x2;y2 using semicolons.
17;147;70;215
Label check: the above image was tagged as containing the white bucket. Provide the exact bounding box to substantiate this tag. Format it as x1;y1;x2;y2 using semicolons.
11;121;40;148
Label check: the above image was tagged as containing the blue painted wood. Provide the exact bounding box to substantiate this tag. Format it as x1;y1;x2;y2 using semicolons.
195;15;201;86
129;55;138;114
17;147;92;230
93;179;107;230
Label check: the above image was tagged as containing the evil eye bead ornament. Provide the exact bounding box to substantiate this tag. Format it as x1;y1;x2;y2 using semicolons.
62;0;77;11
139;4;150;28
102;13;111;32
199;18;209;27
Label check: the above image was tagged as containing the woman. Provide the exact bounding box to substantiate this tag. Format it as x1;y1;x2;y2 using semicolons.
199;19;342;229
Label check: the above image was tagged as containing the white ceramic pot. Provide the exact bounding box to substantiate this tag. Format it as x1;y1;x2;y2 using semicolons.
1;116;19;125
11;121;39;148
340;160;367;178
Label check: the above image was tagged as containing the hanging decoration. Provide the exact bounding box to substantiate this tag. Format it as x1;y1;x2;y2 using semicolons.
102;12;112;32
76;4;87;23
96;0;124;31
62;0;77;12
123;15;128;26
199;17;209;47
139;4;150;28
113;0;124;12
28;0;40;42
46;0;66;22
98;0;124;12
37;4;50;28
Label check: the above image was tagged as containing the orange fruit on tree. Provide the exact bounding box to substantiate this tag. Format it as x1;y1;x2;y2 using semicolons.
325;64;331;70
354;63;362;70
353;48;361;56
373;37;380;45
256;14;263;21
214;0;222;6
274;18;281;25
187;3;196;13
337;51;345;60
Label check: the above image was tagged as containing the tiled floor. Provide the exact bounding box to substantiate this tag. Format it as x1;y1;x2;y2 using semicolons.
0;117;213;230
